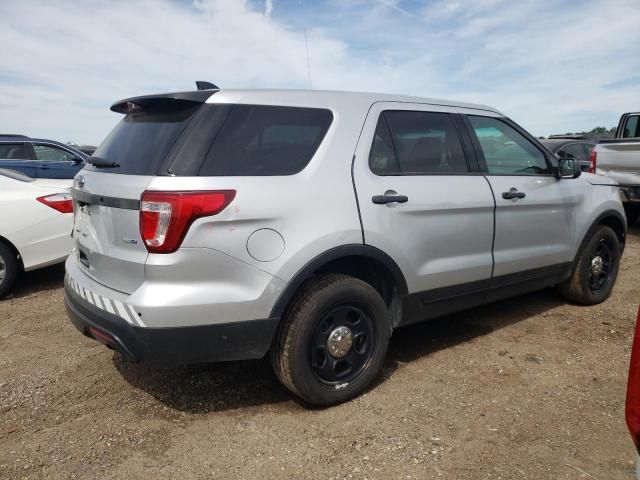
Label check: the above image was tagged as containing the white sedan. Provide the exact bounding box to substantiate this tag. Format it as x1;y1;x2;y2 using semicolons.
0;169;74;297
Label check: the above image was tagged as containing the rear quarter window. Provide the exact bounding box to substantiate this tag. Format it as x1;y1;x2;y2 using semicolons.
198;105;333;176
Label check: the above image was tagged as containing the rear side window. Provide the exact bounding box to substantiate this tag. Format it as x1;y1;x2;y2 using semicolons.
90;103;200;175
0;143;29;160
33;144;78;162
369;111;468;175
199;105;333;176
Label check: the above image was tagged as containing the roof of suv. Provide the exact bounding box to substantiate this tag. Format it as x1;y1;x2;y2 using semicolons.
205;89;503;115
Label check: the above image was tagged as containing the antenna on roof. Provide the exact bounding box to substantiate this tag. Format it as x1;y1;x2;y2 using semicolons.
195;81;219;91
304;27;312;89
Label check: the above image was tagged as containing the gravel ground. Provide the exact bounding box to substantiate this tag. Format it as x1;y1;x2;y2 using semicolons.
1;225;639;479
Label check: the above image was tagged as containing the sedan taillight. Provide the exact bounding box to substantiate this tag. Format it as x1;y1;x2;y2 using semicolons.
36;193;74;213
626;306;640;453
139;190;236;254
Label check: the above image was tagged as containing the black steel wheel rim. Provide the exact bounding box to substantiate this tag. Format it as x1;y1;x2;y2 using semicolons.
309;304;376;385
587;237;614;293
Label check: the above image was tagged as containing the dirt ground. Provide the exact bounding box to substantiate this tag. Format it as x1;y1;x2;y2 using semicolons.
1;226;639;480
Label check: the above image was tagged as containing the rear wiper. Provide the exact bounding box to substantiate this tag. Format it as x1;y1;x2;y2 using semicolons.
86;156;120;168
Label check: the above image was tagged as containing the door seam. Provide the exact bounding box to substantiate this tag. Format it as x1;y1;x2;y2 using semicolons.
482;175;497;279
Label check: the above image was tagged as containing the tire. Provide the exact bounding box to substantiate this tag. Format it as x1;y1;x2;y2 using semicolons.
558;225;621;305
0;242;19;299
624;206;639;226
270;273;391;406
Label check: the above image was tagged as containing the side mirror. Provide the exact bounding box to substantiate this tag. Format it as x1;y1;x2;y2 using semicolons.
73;157;84;164
557;157;581;179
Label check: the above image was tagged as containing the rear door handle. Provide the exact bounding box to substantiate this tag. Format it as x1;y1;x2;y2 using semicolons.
502;188;526;200
372;193;408;204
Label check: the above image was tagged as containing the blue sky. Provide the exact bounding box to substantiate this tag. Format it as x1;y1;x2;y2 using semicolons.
1;0;639;144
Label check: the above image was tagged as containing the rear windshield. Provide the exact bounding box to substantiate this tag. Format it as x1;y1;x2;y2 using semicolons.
89;103;200;175
90;103;333;176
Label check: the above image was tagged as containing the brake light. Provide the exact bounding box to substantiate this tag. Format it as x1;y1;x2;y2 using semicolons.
139;190;236;253
626;307;640;453
36;193;73;213
588;149;597;173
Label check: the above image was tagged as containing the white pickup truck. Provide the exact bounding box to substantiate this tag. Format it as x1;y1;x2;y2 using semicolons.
591;112;640;225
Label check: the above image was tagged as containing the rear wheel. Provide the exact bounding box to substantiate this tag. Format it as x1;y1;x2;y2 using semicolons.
625;205;639;226
0;242;19;298
271;274;391;406
558;225;621;305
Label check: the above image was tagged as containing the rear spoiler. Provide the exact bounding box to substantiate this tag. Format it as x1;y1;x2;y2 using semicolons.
110;81;219;114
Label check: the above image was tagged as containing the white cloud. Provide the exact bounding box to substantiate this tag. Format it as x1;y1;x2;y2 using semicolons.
0;0;638;144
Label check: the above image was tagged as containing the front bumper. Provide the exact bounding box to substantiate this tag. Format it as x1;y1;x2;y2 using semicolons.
64;277;280;363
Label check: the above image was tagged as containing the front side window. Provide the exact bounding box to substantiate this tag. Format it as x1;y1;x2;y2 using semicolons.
369;111;468;175
623;115;640;138
468;116;550;175
33;144;77;162
199;105;333;176
0;143;29;160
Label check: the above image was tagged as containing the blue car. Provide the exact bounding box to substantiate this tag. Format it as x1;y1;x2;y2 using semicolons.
0;135;88;179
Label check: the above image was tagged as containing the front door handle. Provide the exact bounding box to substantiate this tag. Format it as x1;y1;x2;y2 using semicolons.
502;188;526;200
372;193;408;204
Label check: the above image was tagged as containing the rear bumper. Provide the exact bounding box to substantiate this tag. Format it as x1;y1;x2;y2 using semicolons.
64;277;280;363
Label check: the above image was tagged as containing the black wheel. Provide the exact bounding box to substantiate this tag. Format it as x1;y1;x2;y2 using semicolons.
270;274;391;406
558;225;621;305
0;242;19;298
625;206;639;226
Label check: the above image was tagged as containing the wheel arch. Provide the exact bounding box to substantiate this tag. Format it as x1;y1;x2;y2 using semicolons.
593;210;626;250
574;209;626;265
0;234;24;271
270;244;408;325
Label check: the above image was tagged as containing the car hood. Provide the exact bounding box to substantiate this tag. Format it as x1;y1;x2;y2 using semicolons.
583;173;618;186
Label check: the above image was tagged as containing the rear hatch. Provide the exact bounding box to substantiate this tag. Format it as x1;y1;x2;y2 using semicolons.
71;89;334;294
71;91;218;293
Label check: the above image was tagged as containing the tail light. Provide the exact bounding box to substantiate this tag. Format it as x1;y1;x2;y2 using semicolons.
36;193;74;213
139;190;236;254
626;306;640;452
588;149;597;173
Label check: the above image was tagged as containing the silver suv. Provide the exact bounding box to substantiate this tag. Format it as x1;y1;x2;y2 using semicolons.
65;85;626;405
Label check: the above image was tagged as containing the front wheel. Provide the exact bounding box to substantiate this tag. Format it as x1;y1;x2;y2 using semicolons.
558;225;621;305
270;274;391;406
